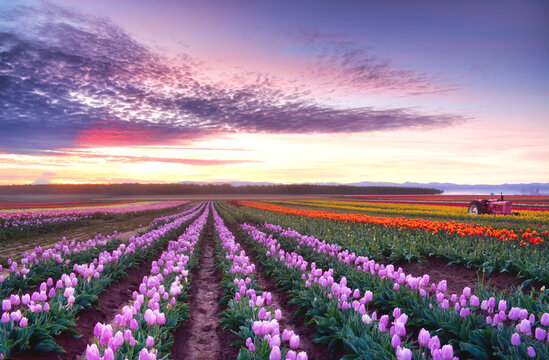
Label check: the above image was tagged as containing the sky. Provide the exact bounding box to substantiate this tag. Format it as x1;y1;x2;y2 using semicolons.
0;0;548;185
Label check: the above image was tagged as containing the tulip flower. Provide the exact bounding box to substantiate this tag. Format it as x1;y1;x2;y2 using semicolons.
511;333;521;346
1;312;10;323
429;336;440;351
418;328;431;346
391;335;401;348
535;327;547;341
396;347;412;360
519;319;532;335
2;300;10;312
19;317;28;328
86;344;101;360
441;344;453;360
11;310;22;322
541;312;549;326
289;334;300;349
269;346;281;360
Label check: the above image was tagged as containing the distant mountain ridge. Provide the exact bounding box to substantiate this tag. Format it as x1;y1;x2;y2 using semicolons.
180;181;549;195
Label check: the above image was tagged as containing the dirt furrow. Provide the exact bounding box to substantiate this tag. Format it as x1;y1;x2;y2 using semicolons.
171;217;233;360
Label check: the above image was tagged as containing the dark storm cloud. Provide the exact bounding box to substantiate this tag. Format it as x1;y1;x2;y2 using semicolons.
0;2;465;155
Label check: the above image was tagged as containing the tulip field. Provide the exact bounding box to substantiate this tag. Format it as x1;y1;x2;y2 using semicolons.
0;196;548;359
0;201;188;242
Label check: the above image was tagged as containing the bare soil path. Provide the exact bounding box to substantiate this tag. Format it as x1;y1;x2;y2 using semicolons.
170;216;235;360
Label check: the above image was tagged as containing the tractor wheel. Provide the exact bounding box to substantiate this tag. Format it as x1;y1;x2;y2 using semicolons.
468;202;482;215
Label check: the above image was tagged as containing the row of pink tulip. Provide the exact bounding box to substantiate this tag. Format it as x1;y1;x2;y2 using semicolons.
86;203;210;360
260;222;549;357
212;206;308;360
242;223;464;360
0;203;204;358
0;202;188;239
3;205;198;280
0;201;188;220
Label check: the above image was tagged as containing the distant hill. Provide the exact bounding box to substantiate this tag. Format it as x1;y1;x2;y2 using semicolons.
346;182;549;195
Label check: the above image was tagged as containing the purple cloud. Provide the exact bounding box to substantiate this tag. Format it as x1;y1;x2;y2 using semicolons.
0;2;466;155
291;29;459;95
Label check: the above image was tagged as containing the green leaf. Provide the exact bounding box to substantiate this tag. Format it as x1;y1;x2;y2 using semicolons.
33;339;65;353
521;279;534;289
236;348;251;360
461;342;490;360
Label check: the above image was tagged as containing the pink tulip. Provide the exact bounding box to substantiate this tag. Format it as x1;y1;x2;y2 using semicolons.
391;335;401;348
113;331;124;348
19;317;28;328
541;313;549;326
246;337;255;351
441;344;453;360
103;347;114;360
269;346;281;360
11;310;22;322
86;344;100;360
470;295;480;307
535;327;547;341
511;333;521;346
396;347;412;360
418;328;430;346
519;319;531;335
94;323;103;337
100;324;113;345
289;334;300;349
429;336;440;351
10;295;20;306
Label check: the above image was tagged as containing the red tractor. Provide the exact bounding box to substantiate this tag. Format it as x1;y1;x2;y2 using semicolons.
468;193;514;215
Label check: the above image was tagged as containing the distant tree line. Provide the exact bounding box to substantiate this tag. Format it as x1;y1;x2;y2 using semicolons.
0;183;442;195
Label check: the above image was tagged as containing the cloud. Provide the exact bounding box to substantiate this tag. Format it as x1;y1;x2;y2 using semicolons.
292;29;459;95
41;171;57;177
54;150;257;166
0;2;466;155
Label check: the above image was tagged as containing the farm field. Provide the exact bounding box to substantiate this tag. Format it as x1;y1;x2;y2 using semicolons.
0;197;547;359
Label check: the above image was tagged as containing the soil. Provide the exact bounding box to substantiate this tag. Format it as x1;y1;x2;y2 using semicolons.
0;203;192;266
229;223;338;360
12;250;158;360
170;216;237;360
